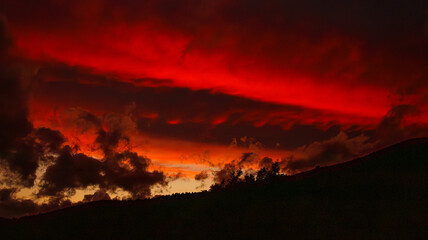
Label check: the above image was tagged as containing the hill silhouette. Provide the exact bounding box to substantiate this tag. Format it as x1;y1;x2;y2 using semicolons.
1;138;427;239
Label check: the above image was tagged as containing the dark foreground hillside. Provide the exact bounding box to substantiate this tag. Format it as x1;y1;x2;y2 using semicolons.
1;138;427;240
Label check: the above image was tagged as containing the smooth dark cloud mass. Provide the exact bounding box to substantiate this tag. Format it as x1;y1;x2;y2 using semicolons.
0;0;427;218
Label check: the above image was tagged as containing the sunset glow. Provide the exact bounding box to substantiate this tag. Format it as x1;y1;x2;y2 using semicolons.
1;0;427;217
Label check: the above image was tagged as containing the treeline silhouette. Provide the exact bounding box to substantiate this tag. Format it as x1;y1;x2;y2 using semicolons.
1;138;427;240
210;162;282;192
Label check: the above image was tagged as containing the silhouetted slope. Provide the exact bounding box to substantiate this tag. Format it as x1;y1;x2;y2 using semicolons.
1;138;427;240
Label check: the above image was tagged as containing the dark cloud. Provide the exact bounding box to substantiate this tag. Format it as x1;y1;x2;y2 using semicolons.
102;151;166;199
68;107;103;132
31;64;346;150
0;188;15;201
237;152;259;167
0;18;39;187
213;163;237;184
212;153;283;184
66;107;136;155
0;187;75;218
0;16;12;55
33;127;66;153
259;157;273;169
213;153;260;183
95;128;130;157
0;188;38;219
3;140;39;187
39;146;104;196
83;189;111;202
284;132;374;173
285;143;353;173
378;105;419;131
376;104;428;146
0;20;67;188
0;21;166;216
194;170;209;181
0;19;31;144
280;104;428;173
0;127;67;187
39;110;166;199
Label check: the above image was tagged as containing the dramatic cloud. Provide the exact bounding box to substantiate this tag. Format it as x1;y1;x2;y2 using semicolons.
39;109;166;199
0;0;427;218
376;104;428;146
0;19;53;187
259;157;274;169
83;189;111;202
3;0;427;120
284;131;374;173
38;146;103;196
0;19;167;217
0;188;38;218
213;163;238;184
0;187;78;218
30;64;370;150
194;171;209;181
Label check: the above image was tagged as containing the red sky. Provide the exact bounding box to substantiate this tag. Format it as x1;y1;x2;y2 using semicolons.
0;0;427;216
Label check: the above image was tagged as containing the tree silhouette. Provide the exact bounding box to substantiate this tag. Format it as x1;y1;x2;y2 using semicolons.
210;161;283;191
256;167;268;181
227;168;243;185
244;173;255;183
271;162;280;175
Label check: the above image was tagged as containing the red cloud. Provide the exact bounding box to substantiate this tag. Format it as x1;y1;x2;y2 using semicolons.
5;0;426;122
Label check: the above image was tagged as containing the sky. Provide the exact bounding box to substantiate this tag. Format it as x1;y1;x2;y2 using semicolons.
1;0;428;218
